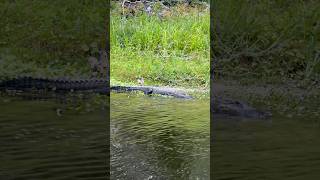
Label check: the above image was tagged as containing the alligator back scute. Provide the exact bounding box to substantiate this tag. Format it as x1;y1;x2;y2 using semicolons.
0;77;108;92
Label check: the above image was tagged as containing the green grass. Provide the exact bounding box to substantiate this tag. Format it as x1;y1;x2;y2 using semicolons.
111;2;210;88
212;0;320;84
0;0;107;80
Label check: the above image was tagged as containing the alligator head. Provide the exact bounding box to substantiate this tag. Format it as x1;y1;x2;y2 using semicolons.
213;97;272;120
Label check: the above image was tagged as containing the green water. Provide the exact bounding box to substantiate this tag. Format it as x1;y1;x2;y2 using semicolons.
111;93;210;179
213;115;320;180
2;92;318;179
0;95;108;179
0;93;210;179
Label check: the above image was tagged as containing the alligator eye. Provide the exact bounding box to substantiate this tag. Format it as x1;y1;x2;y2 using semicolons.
144;89;153;95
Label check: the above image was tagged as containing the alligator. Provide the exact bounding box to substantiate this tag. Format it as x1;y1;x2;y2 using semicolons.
212;97;272;119
0;77;192;99
0;77;271;119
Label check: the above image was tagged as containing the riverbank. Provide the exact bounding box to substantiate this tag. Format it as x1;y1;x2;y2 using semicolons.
212;0;319;118
110;1;210;89
0;1;210;98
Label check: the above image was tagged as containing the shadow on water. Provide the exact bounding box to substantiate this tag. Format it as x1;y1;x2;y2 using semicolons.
111;93;210;180
0;94;108;179
213;114;320;180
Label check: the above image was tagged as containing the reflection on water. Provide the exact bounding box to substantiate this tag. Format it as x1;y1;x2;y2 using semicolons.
111;93;210;180
0;95;108;179
213;115;320;180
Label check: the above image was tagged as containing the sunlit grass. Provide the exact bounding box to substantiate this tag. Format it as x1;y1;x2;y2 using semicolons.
111;3;209;88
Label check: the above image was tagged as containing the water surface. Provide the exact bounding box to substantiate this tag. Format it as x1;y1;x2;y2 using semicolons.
0;93;210;179
213;115;320;180
0;95;108;179
111;93;210;179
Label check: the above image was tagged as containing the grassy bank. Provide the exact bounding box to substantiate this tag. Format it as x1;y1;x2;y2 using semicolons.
111;2;210;88
0;0;210;89
0;0;107;80
212;0;320;85
211;0;320;115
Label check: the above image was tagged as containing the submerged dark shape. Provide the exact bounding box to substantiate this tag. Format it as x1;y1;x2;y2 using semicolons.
0;77;192;99
212;96;272;120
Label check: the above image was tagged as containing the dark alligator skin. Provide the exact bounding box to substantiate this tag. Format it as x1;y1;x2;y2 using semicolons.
0;77;191;98
0;77;108;92
212;97;272;119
